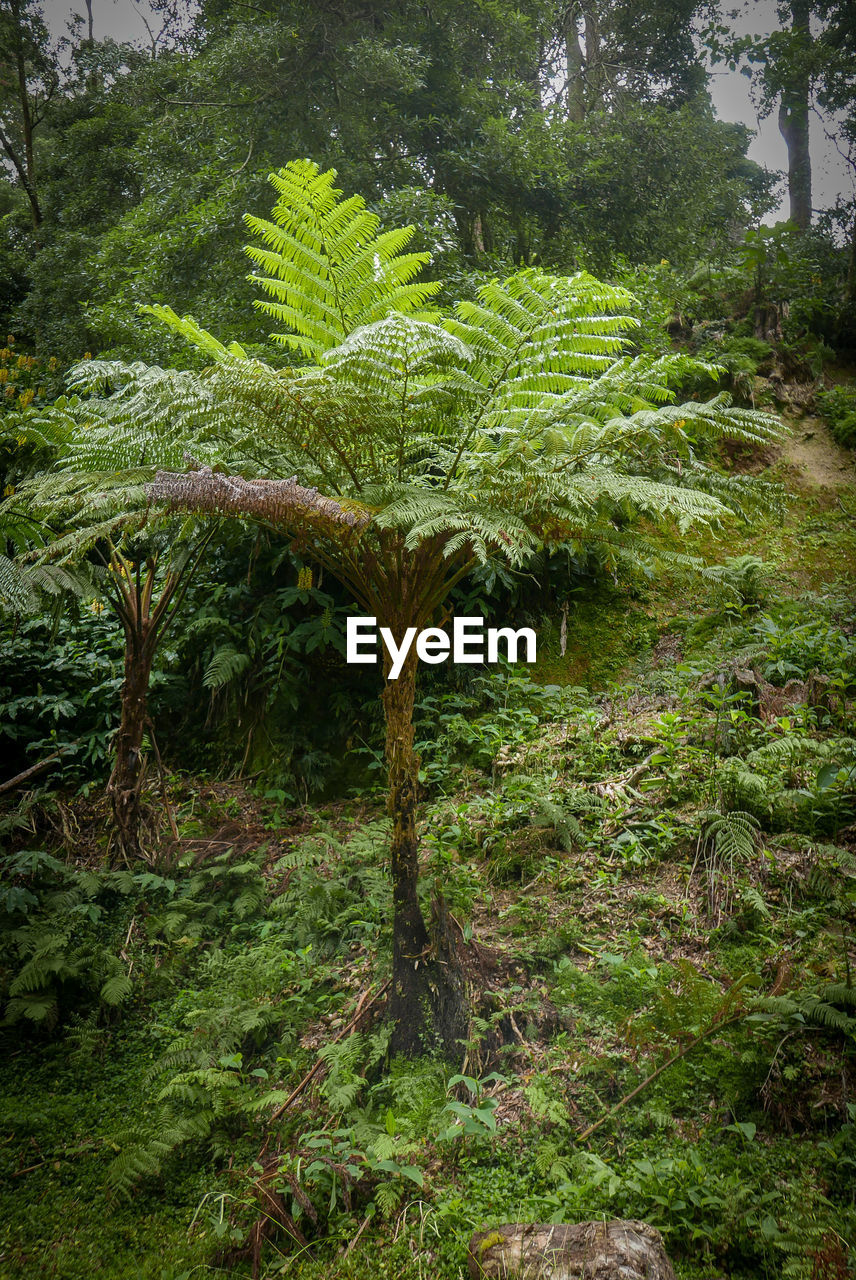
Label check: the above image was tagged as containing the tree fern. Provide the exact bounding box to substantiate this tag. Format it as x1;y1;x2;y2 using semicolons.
700;808;760;924
3;158;791;1054
702;808;760;865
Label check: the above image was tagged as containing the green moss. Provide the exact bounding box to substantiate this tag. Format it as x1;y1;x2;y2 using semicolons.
534;593;658;689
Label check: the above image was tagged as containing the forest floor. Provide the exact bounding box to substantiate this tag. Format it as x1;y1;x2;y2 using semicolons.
1;404;855;1280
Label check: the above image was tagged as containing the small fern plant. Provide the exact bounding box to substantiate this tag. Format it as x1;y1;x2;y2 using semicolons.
700;807;761;925
9;158;787;1056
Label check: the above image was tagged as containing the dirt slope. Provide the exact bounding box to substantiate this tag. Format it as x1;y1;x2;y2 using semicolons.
780;414;856;491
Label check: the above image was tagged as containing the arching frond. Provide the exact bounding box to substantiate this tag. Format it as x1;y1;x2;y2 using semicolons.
244;158;442;358
444;269;638;396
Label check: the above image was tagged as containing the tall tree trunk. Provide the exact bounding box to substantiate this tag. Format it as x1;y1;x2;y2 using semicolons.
563;3;586;122
382;623;469;1060
583;2;604;107
108;629;155;862
778;0;813;231
12;0;40;230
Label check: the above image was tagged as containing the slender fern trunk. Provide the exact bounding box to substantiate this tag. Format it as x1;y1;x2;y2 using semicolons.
109;627;156;861
103;542;211;863
382;647;429;1055
381;611;468;1060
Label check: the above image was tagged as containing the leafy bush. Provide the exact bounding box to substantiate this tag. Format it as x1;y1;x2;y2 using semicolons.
817;384;856;449
0;611;124;783
708;554;769;615
717;736;856;836
412;671;581;789
0;844;271;1033
0;340;64;419
108;935;332;1196
754;613;855;688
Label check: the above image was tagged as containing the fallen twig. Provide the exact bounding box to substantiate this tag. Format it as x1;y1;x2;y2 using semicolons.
0;739;81;796
341;1212;372;1261
575;1011;744;1142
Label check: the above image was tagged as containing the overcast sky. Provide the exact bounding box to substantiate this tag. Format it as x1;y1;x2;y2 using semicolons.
41;0;854;223
707;0;852;221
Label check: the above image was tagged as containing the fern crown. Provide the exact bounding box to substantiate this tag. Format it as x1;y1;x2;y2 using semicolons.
1;158;787;590
244;158;442;359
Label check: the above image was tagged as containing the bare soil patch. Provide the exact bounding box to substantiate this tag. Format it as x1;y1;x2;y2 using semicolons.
779;415;856;491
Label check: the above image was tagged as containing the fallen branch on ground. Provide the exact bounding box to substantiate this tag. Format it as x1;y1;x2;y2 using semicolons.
576;1011;745;1142
0;740;81;796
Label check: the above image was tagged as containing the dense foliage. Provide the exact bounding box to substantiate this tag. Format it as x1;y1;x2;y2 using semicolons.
1;2;855;1278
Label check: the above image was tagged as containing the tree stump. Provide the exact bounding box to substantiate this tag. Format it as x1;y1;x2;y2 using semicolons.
467;1220;677;1280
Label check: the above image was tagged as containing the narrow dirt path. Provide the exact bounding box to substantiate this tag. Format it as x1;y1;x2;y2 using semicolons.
780;413;856;491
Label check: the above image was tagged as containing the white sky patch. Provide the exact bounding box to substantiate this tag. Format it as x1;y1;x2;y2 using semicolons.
704;0;853;222
41;0;193;53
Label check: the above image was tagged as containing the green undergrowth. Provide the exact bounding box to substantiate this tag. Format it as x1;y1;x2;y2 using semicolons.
2;457;856;1279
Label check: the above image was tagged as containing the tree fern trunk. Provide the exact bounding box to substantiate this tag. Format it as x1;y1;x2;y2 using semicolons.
108;630;154;861
383;648;428;1054
382;638;468;1059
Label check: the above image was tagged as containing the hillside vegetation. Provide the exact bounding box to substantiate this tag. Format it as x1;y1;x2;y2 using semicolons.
1;2;856;1276
1;399;854;1279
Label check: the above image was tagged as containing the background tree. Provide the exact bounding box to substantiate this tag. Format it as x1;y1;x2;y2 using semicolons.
0;0;58;232
776;0;813;230
710;0;856;237
548;0;712;119
0;0;776;358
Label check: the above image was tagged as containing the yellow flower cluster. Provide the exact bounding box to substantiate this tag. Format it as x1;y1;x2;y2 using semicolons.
0;337;61;414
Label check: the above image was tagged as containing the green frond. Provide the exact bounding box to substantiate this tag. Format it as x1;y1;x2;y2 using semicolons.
244;158;441;357
203;645;251;690
0;552;35;614
702;809;760;864
322;314;473;395
100;971;134;1006
139;305;249;361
